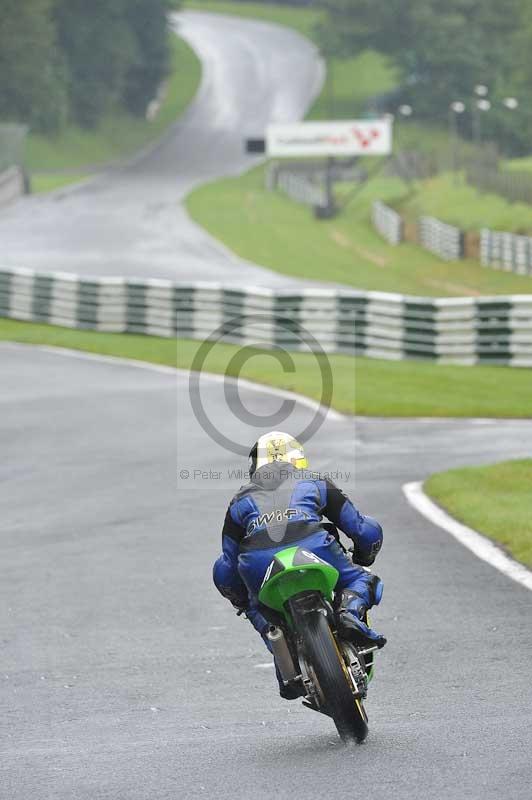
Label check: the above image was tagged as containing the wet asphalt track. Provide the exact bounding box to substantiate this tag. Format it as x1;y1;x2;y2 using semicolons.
0;11;323;285
1;9;531;799
1;344;531;800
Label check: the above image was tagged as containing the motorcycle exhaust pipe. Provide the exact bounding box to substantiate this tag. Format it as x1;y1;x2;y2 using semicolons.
266;626;298;683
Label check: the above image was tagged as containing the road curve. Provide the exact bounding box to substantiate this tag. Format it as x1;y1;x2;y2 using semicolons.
1;344;531;800
0;12;323;286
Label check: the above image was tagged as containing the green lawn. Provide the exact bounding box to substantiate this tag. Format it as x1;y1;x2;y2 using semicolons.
308;51;398;120
2;318;532;418
187;165;532;296
25;35;201;175
397;173;532;234
425;460;532;567
505;156;532;173
184;1;323;41
393;121;451;153
30;173;90;194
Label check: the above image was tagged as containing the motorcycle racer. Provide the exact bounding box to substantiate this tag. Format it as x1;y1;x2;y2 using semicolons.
213;431;386;697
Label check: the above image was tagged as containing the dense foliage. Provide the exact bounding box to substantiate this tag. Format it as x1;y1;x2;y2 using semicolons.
0;0;173;134
319;0;532;155
217;1;314;4
0;0;68;133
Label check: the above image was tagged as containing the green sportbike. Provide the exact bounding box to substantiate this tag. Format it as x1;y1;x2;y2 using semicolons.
258;545;381;743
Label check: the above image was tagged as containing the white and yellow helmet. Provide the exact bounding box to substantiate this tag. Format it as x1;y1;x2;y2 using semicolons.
249;431;308;475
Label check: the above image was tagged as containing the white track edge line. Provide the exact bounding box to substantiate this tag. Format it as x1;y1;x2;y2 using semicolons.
20;343;346;422
403;481;532;592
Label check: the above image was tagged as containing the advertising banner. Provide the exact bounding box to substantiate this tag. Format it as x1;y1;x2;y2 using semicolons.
266;119;393;158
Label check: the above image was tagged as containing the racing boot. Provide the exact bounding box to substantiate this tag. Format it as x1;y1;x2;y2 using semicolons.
336;589;386;649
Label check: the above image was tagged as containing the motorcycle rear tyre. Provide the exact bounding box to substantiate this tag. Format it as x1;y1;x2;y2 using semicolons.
300;609;368;743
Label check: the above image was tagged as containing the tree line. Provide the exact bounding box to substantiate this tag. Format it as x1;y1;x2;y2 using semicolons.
0;0;174;134
318;0;531;155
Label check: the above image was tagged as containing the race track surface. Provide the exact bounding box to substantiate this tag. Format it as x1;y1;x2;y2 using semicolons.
2;344;531;800
0;12;323;286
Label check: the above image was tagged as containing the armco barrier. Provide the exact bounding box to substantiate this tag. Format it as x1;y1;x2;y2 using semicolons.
277;171;327;208
418;216;464;261
371;204;467;260
480;228;532;275
1;267;532;366
267;164;328;209
0;167;24;207
372;201;403;245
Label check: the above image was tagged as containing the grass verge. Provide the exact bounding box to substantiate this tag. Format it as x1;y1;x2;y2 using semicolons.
307;52;398;120
2;318;532;418
30;174;90;194
184;1;324;41
187;165;532;296
505;156;532;173
25;35;201;175
396;173;532;234
425;460;532;567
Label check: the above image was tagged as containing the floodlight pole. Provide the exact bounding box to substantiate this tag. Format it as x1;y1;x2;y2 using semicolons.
472;104;480;147
472;85;489;149
449;102;465;185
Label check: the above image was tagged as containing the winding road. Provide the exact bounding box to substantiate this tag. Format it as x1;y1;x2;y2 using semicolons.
0;12;323;285
1;9;531;800
1;344;531;800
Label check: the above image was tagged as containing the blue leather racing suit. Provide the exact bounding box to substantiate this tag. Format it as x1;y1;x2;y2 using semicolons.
213;462;384;637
